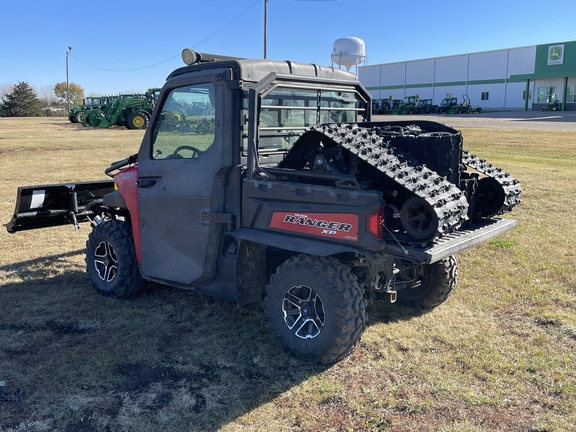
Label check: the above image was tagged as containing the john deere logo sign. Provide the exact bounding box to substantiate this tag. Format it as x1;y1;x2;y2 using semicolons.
548;44;565;65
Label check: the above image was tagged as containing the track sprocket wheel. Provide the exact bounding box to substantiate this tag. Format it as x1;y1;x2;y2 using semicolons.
400;196;440;241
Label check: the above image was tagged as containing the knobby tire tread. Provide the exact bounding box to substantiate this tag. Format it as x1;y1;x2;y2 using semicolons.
265;255;367;364
86;220;143;298
398;255;458;309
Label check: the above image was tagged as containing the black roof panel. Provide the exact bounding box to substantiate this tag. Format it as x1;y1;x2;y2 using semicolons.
167;56;358;84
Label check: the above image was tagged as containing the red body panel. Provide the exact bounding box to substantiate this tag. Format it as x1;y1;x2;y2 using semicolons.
114;166;141;263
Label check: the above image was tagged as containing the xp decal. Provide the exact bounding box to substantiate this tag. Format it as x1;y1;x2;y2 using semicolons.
269;212;358;241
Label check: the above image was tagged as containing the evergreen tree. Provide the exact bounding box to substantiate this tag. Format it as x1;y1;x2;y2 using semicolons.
0;82;42;117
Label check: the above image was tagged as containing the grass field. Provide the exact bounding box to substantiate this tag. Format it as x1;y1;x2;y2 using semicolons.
0;117;575;431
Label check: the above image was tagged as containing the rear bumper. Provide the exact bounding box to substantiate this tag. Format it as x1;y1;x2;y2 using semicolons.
384;218;517;264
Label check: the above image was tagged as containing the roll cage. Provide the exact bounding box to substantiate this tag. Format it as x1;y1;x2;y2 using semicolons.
245;72;371;176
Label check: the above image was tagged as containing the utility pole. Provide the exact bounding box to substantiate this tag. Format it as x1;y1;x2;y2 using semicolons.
66;47;72;112
264;0;268;59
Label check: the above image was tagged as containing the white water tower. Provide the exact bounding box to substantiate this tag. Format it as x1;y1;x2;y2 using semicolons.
331;37;366;73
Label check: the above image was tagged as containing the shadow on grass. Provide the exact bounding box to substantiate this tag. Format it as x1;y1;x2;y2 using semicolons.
366;297;430;326
0;249;85;273
0;253;432;431
0;263;330;431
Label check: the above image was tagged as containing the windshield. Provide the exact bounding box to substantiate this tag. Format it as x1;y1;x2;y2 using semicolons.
249;84;363;152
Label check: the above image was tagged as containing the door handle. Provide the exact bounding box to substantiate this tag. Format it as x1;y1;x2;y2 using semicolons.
136;178;159;188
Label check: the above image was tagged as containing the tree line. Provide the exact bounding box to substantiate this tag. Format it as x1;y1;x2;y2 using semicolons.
0;82;85;117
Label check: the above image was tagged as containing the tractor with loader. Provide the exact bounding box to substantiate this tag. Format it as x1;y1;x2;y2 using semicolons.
68;96;111;124
81;89;160;129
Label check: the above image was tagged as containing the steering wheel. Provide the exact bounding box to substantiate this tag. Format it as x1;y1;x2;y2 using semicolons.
172;145;202;159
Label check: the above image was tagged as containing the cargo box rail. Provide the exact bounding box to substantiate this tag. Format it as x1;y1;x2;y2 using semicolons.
5;180;114;233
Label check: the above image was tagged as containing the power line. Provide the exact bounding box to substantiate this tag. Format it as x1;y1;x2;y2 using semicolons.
69;0;261;72
193;0;262;49
69;53;181;72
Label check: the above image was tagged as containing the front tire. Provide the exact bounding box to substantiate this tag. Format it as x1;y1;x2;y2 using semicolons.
86;220;143;298
395;255;458;309
73;111;84;123
265;255;367;364
126;111;149;130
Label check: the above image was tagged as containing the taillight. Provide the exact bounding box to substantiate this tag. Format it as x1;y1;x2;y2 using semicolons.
367;208;383;240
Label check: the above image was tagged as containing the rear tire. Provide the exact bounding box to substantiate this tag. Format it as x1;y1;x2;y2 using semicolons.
265;255;366;363
395;255;458;309
86;220;143;298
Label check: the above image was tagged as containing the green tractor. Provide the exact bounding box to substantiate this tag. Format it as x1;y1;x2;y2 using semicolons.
413;98;435;114
458;95;482;114
68;96;111;124
389;96;419;114
380;99;402;114
82;89;160;129
438;95;482;114
436;96;458;114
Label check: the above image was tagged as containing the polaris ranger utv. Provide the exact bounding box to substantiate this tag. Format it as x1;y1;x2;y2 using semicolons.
6;49;521;364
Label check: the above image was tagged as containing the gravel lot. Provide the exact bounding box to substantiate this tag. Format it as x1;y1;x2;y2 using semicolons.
375;111;576;131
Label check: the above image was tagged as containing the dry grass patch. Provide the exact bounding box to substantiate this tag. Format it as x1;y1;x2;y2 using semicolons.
1;118;575;431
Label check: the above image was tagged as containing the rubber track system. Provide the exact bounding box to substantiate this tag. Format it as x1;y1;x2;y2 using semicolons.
310;123;470;240
462;150;522;216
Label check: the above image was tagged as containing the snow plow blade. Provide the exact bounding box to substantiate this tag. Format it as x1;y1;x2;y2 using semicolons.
5;180;114;233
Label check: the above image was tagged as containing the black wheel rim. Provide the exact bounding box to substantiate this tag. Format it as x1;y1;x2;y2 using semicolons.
282;285;325;339
94;240;118;282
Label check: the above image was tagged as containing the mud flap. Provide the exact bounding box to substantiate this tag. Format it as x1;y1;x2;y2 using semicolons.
5;180;114;233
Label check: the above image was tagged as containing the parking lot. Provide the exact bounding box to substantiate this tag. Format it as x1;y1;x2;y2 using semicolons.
376;110;576;131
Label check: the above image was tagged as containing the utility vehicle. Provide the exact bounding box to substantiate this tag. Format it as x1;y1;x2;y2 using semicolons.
6;49;521;363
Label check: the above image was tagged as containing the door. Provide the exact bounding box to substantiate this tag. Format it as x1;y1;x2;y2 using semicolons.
136;78;227;286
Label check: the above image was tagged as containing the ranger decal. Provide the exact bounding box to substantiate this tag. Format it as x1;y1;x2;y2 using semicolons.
269;212;358;241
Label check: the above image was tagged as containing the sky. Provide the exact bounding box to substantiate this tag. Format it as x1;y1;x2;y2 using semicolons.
2;0;576;96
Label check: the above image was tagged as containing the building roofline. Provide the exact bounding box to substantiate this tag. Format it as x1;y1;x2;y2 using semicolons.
360;40;575;69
